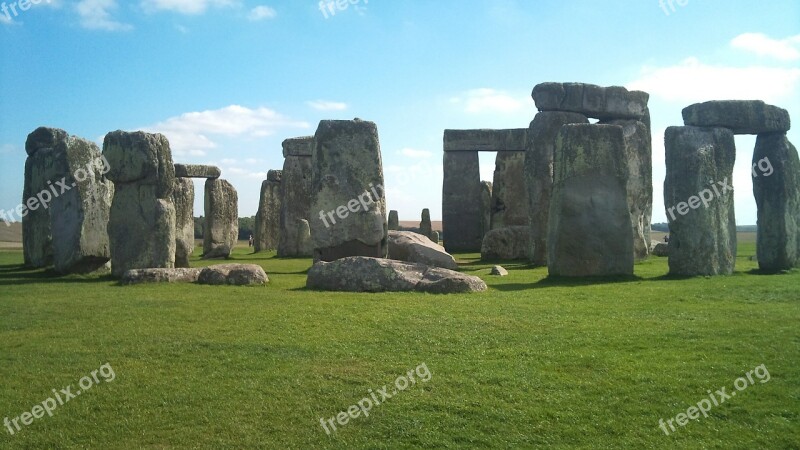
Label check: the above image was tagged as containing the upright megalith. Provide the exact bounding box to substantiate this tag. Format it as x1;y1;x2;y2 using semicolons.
420;208;433;239
388;210;399;231
480;181;492;238
525;111;589;265
310;119;388;261
103;131;176;277
752;132;800;271
548;124;634;277
23;127;114;273
172;177;195;268
203;179;238;259
278;137;314;257
442;151;482;252
254;170;282;252
490;152;529;229
664;126;737;276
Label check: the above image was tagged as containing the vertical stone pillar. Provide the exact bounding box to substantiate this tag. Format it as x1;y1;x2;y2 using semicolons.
420;208;432;239
442;151;482;252
480;181;492;239
203;179;238;259
172;177;195;267
388;210;399;231
490;152;529;230
255;169;282;252
279;137;313;257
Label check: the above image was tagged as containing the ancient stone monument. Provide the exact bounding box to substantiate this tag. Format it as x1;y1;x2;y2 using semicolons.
481;226;530;261
480;181;492;238
203;178;238;259
442;129;527;252
548;124;635;277
490;152;529;230
420;208;433;239
23;127;113;273
310;119;388;261
254;169;282;252
172;177;195;268
103;131;176;277
278;137;314;257
388;210;399;231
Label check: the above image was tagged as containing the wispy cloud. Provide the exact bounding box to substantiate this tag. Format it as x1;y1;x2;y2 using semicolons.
76;0;132;31
450;88;527;114
143;105;309;156
731;33;800;62
140;0;237;15
248;5;276;21
306;100;348;111
399;148;432;159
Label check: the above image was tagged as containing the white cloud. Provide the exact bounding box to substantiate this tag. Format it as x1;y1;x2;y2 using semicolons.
248;5;276;21
627;57;800;104
76;0;133;31
451;88;527;114
731;33;800;62
141;0;237;15
306;100;348;111
398;148;432;159
143;105;309;156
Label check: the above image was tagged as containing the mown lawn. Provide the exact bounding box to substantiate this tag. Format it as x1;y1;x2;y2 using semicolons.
0;241;798;449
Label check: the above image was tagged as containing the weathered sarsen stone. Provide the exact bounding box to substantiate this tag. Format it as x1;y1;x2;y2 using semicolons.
310;119;388;261
420;208;433;239
174;164;221;179
682;101;791;135
103;130;176;277
172;177;195;267
481;226;530;261
532;82;649;120
278;137;313;257
752;132;800;271
203;179;238;259
664;126;737;276
525;112;589;265
388;230;458;270
388;210;399;231
442;150;482;252
254;170;282;252
548;124;634;277
23;127;114;273
198;264;268;286
490;152;529;229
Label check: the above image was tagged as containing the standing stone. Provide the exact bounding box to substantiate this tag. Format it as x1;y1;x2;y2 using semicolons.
23;128;114;273
388;210;399;231
203;179;239;259
310;119;387;261
490;152;529;230
103;131;176;277
279;137;313;257
254;170;282;252
172;177;195;268
431;230;440;244
548;124;634;277
664;126;737;276
480;181;493;239
752;132;800;271
420;208;432;239
442;151;482;253
525;112;589;266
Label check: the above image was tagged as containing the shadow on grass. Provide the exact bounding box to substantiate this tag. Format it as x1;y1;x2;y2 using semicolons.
0;265;116;286
491;274;644;291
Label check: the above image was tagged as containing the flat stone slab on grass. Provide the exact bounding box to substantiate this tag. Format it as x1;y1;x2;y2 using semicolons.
388;231;458;270
307;257;487;294
174;164;221;179
198;264;269;286
120;268;202;285
682;100;791;135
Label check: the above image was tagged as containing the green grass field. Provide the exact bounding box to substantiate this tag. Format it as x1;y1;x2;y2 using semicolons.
0;240;798;449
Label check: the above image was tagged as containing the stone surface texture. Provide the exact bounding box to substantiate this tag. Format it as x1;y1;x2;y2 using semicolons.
388;230;458;270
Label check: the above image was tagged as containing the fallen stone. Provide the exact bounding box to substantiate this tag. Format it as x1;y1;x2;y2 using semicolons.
203;179;238;259
198;264;269;286
682;100;791;135
306;257;487;294
652;242;669;257
490;265;508;276
481;226;530;261
174;164;221;179
388;230;458;270
120;268;202;285
532;82;649;120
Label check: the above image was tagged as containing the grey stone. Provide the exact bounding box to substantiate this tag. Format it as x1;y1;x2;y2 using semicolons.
310;119;388;262
532;82;649;120
254;170;282;252
525;112;589;266
491;265;509;276
388;210;399;231
203;178;238;259
120;268;202;285
420;208;433;238
198;264;269;286
306;256;487;293
278;137;313;257
103;131;176;277
548;124;634;277
682;101;791;135
443;151;482;252
172;178;195;268
664;126;737;276
490;152;529;229
481;226;530;261
431;231;440;243
652;242;669;257
174;164;221;179
443;129;528;152
752;132;800;271
388;230;458;270
481;181;492;239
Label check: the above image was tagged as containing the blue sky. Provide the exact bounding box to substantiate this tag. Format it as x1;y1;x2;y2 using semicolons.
1;0;798;224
